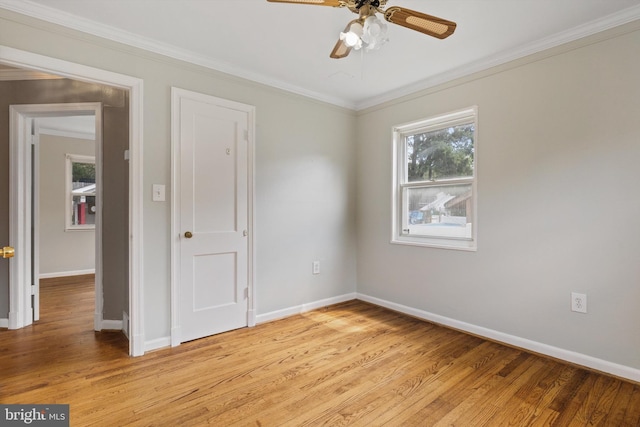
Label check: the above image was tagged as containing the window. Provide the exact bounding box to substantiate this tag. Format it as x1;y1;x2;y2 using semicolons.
392;107;477;250
66;154;96;231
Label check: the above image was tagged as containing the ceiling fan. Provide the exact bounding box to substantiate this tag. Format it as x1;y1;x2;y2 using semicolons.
266;0;457;59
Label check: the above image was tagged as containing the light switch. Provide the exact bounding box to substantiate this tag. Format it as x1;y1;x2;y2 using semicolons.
152;184;165;202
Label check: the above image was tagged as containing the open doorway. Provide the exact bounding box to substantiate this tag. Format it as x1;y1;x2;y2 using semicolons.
37;113;99;326
0;47;144;355
12;103;112;334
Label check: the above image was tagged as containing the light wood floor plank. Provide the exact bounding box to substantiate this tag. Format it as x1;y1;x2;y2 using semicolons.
2;275;640;426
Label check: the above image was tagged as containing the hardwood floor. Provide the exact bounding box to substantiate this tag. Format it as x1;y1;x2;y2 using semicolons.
2;275;640;426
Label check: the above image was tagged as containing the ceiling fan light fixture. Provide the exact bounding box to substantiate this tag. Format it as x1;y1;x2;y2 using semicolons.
361;15;388;51
340;21;364;48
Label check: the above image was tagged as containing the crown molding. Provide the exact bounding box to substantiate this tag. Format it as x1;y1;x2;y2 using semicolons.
356;4;640;111
1;0;638;111
39;128;95;140
38;125;95;141
0;0;356;110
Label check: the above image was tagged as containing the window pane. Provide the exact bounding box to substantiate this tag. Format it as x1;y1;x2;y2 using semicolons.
405;184;473;239
71;195;96;226
72;161;95;185
406;123;474;182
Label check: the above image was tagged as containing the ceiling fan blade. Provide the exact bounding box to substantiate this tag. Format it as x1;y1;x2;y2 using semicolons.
266;0;344;6
384;6;456;39
330;38;352;59
330;22;355;59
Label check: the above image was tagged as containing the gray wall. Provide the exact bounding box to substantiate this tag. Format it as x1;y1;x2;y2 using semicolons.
102;100;130;320
0;77;129;321
0;8;358;341
38;133;95;276
356;23;640;369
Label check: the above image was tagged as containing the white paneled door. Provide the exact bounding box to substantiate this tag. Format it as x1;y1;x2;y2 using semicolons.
173;88;253;343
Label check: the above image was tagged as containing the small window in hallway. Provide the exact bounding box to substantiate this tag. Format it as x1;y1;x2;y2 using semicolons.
66;154;96;230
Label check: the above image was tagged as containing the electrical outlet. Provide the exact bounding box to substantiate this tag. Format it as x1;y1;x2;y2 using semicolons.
312;261;320;275
571;292;587;313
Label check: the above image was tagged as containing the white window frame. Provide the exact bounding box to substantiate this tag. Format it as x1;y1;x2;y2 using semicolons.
391;106;478;251
65;153;96;231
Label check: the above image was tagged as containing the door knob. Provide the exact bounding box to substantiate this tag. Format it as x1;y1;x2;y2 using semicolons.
1;246;15;259
184;231;193;239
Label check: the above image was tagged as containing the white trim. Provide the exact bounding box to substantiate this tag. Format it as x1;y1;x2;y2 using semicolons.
9;103;102;330
8;105;30;329
0;318;8;328
391;106;478;251
128;67;145;358
144;337;172;353
247;104;257;329
39;269;95;279
0;0;352;110
170;87;256;346
1;0;639;111
32;122;40;321
170;89;180;347
101;319;123;331
255;293;357;324
357;293;640;383
39;127;95;141
1;45;144;357
356;5;640;110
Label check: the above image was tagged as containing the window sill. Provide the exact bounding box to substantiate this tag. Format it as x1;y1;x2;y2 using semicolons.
391;236;477;251
65;226;96;232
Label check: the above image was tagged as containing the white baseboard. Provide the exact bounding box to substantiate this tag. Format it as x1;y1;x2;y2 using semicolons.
131;333;145;357
39;269;95;279
255;292;357;324
145;336;172;353
357;293;640;383
248;308;256;327
101;319;123;331
0;318;7;328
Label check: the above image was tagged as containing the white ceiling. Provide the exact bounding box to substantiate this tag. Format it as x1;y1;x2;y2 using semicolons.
2;0;640;109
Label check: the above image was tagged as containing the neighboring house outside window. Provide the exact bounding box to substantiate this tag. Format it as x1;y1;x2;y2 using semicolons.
392;106;477;250
66;154;96;231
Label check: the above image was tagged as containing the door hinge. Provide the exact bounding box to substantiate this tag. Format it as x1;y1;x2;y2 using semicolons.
31;285;36;295
244;288;249;299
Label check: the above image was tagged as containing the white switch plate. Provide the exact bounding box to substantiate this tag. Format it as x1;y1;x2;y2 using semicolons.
312;261;320;275
152;184;165;202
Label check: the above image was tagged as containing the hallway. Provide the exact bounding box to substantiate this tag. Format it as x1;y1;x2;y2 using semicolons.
0;275;128;400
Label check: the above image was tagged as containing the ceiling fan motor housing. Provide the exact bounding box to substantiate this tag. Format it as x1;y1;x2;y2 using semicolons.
356;0;380;8
347;0;387;13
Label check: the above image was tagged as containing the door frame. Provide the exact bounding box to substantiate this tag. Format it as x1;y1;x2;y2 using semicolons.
9;103;102;330
1;45;145;356
170;87;256;347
